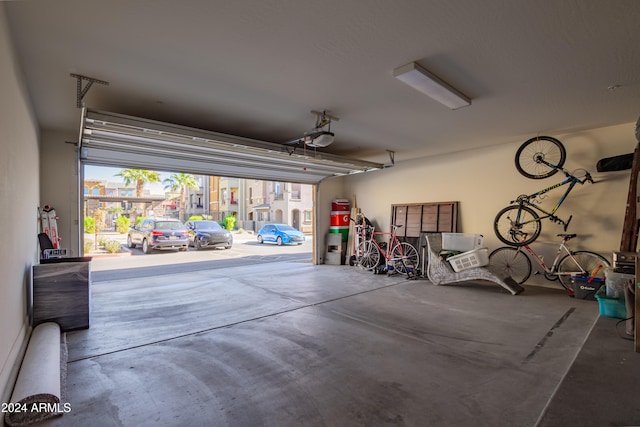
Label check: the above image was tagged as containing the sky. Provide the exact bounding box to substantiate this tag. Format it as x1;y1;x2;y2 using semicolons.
84;165;172;195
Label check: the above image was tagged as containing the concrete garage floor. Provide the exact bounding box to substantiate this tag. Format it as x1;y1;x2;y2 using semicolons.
38;260;638;427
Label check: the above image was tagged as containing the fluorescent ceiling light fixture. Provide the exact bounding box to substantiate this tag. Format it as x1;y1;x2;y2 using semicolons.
393;62;471;110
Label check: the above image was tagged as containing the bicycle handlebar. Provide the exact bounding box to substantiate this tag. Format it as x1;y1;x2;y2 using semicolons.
560;167;594;184
352;219;404;234
572;170;594;184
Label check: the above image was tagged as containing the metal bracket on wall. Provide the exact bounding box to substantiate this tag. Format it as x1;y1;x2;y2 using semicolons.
384;150;395;168
70;73;109;108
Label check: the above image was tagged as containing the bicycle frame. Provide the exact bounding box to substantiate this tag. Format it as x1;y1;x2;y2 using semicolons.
516;237;598;278
512;166;592;226
525;175;580;216
356;224;417;272
368;228;403;264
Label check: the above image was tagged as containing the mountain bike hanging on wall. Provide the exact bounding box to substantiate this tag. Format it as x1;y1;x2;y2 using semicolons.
488;233;610;295
494;135;594;246
356;224;419;276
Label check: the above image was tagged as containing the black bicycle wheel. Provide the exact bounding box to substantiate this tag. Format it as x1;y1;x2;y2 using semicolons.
391;242;419;275
357;240;381;271
489;247;532;284
557;251;610;291
494;205;541;246
515;136;566;179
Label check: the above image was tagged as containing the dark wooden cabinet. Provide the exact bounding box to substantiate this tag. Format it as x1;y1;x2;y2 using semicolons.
32;258;91;332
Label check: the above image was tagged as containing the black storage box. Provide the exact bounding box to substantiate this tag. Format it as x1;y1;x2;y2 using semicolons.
570;276;604;300
32;257;92;331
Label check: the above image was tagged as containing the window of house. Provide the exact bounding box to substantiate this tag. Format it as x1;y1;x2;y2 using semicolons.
274;182;283;200
291;183;301;199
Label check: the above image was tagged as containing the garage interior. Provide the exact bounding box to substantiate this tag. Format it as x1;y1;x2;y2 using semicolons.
2;1;640;426
25;261;636;426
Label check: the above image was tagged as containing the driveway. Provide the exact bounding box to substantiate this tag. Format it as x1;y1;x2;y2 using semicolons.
88;230;313;278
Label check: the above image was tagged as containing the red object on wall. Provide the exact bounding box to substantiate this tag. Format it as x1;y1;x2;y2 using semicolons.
331;199;350;211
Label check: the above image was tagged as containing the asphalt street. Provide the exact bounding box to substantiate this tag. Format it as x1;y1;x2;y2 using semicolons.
89;231;314;281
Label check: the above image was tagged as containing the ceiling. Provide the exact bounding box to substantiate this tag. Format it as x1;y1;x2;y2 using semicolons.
5;0;640;164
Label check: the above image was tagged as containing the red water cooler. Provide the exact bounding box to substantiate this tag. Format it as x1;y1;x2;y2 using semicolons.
329;199;350;242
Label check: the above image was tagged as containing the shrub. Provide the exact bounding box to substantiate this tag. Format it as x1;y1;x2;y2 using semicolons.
84;216;96;234
103;240;122;254
115;216;130;233
223;214;236;231
84;239;94;254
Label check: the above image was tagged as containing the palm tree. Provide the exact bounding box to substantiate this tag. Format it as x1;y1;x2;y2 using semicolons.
116;169;161;221
116;169;161;197
163;173;200;221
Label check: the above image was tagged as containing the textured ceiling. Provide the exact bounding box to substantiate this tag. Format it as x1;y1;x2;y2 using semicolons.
4;0;640;164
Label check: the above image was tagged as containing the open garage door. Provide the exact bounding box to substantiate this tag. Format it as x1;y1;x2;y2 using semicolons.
79;109;383;185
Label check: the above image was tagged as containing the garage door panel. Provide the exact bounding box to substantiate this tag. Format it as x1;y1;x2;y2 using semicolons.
81;147;330;184
79;109;383;184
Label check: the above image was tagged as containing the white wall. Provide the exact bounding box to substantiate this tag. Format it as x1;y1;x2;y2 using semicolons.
341;122;637;260
40;130;80;256
316;176;349;263
0;5;40;403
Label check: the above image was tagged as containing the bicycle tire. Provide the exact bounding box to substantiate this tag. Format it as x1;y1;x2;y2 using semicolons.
489;247;532;284
353;239;366;259
556;251;610;291
515;136;566;179
357;240;381;271
494;205;541;246
391;242;419;275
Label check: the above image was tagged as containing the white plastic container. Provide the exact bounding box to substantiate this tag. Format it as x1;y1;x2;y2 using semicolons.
442;233;484;252
605;268;634;299
448;248;489;272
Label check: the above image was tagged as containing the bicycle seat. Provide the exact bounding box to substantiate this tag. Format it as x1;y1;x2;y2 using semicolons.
557;233;576;239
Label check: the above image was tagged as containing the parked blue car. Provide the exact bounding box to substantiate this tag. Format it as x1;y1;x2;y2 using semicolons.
257;224;305;246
